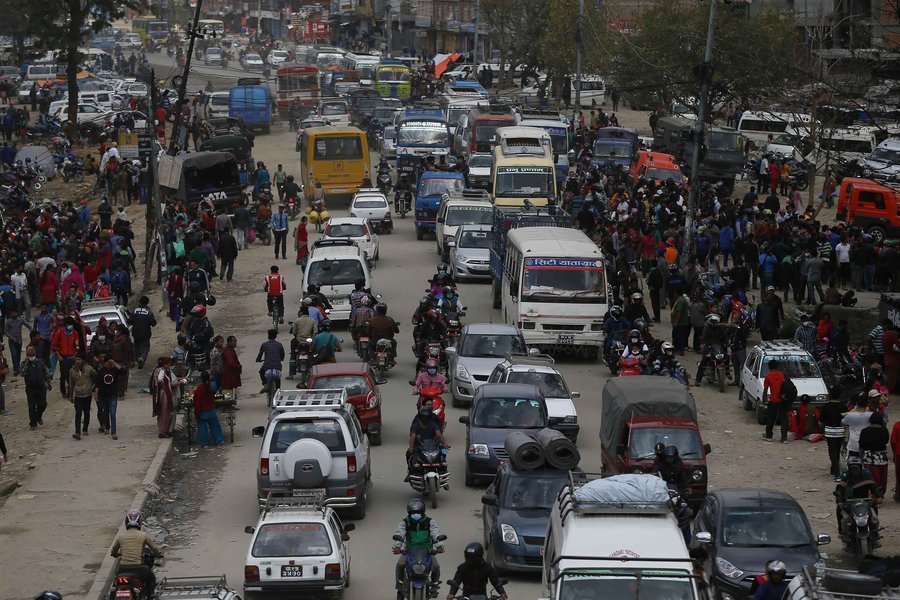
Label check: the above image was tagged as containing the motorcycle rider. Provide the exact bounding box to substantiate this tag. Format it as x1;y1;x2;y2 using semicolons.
624;292;650;323
263;265;286;322
413;358;448;394
621;329;648;358
393;498;445;594
349;279;376;320
311;319;342;364
110;510;163;598
834;456;883;540
350;295;375;349
651;445;690;495
415;310;447;366
306;283;332;311
694;313;729;386
394;175;412;213
281;175;302;208
367;302;400;362
446;543;508;600
603;305;631;359
185;305;214;362
653;341;688;382
431;263;456;289
752;560;789;600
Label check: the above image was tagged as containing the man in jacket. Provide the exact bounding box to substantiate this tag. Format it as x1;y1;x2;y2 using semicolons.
216;229;239;282
4;308;31;375
131;296;157;369
21;344;50;430
50;316;81;397
68;355;96;439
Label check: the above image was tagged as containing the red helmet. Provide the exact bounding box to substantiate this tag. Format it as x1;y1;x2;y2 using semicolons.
191;305;207;318
425;309;437;320
425;358;439;369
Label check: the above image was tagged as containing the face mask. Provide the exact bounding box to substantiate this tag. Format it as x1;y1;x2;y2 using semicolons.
427;368;437;376
409;513;423;521
66;325;73;332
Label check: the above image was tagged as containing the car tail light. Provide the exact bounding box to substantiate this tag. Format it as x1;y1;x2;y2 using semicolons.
260;458;269;475
325;563;341;580
244;565;260;582
347;455;357;473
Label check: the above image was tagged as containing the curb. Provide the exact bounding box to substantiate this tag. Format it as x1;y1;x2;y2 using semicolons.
84;436;173;600
0;479;18;500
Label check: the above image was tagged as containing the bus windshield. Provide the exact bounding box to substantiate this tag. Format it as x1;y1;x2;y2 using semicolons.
315;53;343;69
494;167;554;196
593;140;633;159
277;73;317;92
378;68;410;82
418;177;465;198
313;136;364;160
398;122;449;147
522;258;606;303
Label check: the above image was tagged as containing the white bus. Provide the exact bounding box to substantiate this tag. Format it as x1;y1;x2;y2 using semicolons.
197;19;225;37
737;110;814;144
343;53;379;86
502;227;607;357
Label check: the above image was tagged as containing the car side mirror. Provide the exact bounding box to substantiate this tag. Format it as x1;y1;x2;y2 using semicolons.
528;347;539;356
570;391;581;399
481;493;498;506
817;533;831;545
244;526;255;534
459;415;469;425
344;523;356;532
695;531;712;544
251;426;265;438
703;443;712;455
437;217;444;224
615;444;626;456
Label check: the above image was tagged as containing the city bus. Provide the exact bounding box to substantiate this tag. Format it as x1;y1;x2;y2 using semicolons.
197;19;226;37
300;126;371;200
343;53;379;86
132;16;169;43
275;63;320;118
375;60;411;101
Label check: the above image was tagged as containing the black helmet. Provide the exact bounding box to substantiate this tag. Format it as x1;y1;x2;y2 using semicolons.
766;560;787;577
320;319;333;331
634;318;647;331
464;542;484;565
610;306;623;319
34;593;62;600
407;498;426;515
663;445;678;460
418;406;433;419
375;302;387;315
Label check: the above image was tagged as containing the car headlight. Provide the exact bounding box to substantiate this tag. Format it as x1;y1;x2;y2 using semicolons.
468;443;489;457
456;363;471;381
816;394;828;402
564;415;577;423
716;557;744;580
500;523;520;545
691;469;705;482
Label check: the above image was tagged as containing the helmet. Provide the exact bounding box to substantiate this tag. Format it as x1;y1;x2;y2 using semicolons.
375;302;387;315
436;262;448;273
631;292;643;301
407;498;426;515
628;328;641;341
270;265;279;273
425;358;438;370
320;319;333;331
301;297;313;306
464;542;484;565
418;406;433;418
846;456;863;471
663;445;678;460
425;309;437;321
661;341;674;355
610;306;623;319
191;305;207;318
766;560;787;577
634;318;647;331
34;593;62;600
125;510;142;529
668;263;678;271
443;285;454;296
705;314;721;325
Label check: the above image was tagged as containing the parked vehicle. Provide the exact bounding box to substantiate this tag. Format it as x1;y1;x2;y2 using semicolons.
835;177;900;241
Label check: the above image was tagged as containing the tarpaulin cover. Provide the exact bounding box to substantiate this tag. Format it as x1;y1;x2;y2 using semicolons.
433;53;462;78
504;432;545;470
534;427;580;470
600;376;697;452
573;474;670;505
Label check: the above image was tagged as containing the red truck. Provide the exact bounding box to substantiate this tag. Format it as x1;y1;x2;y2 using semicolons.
599;376;711;508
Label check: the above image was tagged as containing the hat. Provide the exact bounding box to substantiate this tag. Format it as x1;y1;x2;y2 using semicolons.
868;388;883;398
766;285;775;291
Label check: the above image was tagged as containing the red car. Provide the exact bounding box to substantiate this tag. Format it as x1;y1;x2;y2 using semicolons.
308;362;383;446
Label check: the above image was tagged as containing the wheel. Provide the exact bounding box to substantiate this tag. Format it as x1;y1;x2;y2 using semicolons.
416;226;423;241
411;587;425;600
464;465;476;487
795;178;809;191
428;477;438;509
740;387;753;411
370;430;382;446
755;400;767;425
867;225;887;243
374;247;380;261
717;368;725;393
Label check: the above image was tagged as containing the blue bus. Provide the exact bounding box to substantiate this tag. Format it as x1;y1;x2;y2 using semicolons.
395;108;452;177
228;78;272;134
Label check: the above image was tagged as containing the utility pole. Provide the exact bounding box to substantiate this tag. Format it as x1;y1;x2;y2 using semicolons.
682;0;718;265
144;69;159;287
257;0;262;37
474;0;481;64
168;0;204;155
574;0;584;114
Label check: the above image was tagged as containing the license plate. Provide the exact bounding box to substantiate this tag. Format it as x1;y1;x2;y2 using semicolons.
558;335;574;344
292;488;325;497
359;337;370;343
281;565;303;577
298;354;309;359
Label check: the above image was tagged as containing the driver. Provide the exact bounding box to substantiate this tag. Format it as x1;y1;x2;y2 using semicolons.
603;305;631;356
694;313;728;386
408;406;449;459
393;499;445;593
651;445;689;494
834;456;883;539
413;359;448;394
446;543;508;600
110;510;163;597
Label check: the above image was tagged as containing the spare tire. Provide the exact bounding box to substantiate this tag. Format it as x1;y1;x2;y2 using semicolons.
822;571;883;595
284;438;333;488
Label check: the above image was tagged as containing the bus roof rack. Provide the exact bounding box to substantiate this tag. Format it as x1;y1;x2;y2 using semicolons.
155;575;233;600
503;351;556;367
441;188;491;202
236;77;262;86
263;491;328;514
518;107;561;118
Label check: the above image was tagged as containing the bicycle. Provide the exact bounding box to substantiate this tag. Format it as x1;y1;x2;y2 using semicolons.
264;368;282;407
272;300;283;334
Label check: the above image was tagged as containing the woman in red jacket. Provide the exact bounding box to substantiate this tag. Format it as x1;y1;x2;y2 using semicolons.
220;335;243;397
39;268;58;310
192;371;223;447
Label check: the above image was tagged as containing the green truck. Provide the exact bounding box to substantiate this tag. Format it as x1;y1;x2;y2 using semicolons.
652;116;744;193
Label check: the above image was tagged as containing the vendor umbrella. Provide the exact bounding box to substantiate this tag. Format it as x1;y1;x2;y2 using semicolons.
433;52;462;78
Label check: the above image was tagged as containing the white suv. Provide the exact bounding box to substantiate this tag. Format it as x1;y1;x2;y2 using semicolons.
243;494;354;599
251;389;372;519
487;353;580;441
304;239;373;321
322;217;379;261
738;340;829;424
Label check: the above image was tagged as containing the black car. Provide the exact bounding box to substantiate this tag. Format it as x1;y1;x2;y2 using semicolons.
691;489;830;598
481;462;569;573
459;383;551;486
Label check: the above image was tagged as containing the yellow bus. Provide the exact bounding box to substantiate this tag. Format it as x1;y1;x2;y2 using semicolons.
374;61;411;101
132;15;169;43
300;126;371;200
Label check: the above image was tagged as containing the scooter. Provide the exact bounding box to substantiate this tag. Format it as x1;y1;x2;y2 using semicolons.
378;170;393;194
617;355;644;377
108;549;157;600
413;384;447;431
393;533;446;600
254;217;271;245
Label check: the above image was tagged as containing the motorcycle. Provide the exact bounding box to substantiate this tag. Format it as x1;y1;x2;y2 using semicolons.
393;533;447;600
253;183;273;205
617;355;644;377
842;498;879;561
416;341;446;375
378;170;393;195
61;158;84;183
650;359;689;386
109;549;157;600
289;337;314;387
372;338;394;384
357;329;371;362
449;579;507;600
396;189;412;218
407;437;450;509
254;217;271;245
789;163;809;191
307;197;330;233
286;196;297;219
698;344;730;393
604;330;628;375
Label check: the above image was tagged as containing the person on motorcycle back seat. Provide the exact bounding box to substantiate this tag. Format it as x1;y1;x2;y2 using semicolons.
625;292;651;324
440;287;463;316
834;456;883;537
621;329;648;359
307;283;332;311
414;359;448;394
694;314;729;386
652;445;689;494
111;510;163;598
431;263;456;289
393;499;446;589
395;175;412;200
378;157;391;173
603;306;631;354
367;302;399;361
256;200;272;221
254;161;270;194
416;310;447;357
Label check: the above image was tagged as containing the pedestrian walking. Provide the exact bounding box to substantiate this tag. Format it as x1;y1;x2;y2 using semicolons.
0;343;10;416
819;395;848;478
21;345;49;430
150;356;178;438
165;266;185;325
891;419;900;501
670;292;690;355
221;335;243;398
805;250;825;305
271;204;289;260
843;394;873;460
95;355;125;439
131;296;157;369
216;229;238;282
192;371;224;447
860;412;889;492
233;203;251;250
294;216;309;266
68;355;96;440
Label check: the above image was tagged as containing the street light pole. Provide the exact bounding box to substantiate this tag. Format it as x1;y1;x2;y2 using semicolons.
682;0;718;265
474;0;481;64
168;0;204;155
574;0;584;114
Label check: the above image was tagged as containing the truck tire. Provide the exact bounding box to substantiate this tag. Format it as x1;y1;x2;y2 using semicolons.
822;571;883;595
416;226;423;241
867;225;887;243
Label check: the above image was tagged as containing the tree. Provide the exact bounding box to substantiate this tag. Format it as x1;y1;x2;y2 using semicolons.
607;0;794;114
480;0;546;87
23;0;144;137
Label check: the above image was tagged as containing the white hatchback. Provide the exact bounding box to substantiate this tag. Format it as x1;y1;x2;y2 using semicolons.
322;217;379;261
349;189;392;234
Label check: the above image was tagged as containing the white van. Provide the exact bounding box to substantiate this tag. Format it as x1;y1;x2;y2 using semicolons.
542;473;702;600
502;227;607;357
737;110;814;144
303;239;373;321
25;63;60;81
806;125;879;169
495;125;554;160
865;136;900;180
207;91;230;119
435;188;492;261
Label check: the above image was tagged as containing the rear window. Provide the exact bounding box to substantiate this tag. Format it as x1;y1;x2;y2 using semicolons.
211;95;229;106
325;223;367;238
251;523;333;557
311;375;371;396
307;258;366;287
269;419;346;452
354;197;387;209
82;311;123;328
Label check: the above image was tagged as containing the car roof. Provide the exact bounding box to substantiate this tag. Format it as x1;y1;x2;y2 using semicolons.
311;362;371;376
353;193;387;201
710;488;802;509
475;382;542;398
327;217;369;226
503;362;558;374
754;340;810;356
463;323;521;335
310;244;364;258
258;506;335;524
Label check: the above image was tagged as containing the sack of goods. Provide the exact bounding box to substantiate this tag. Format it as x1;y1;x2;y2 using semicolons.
503;428;580;471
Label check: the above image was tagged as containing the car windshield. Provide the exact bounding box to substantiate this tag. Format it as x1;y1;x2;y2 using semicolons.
307;258;365;287
446;206;492;226
251;523;333;557
722;507;812;547
870;147;900;163
418;177;464;198
504;475;567;510
459;333;527;358
629;428;704;460
647;167;683;183
506;371;569;398
593;140;633;159
468;154;492;168
354;197;387;209
473;396;545;428
559;575;695;600
760;355;821;378
269;419;346;452
311;374;371;396
321;103;347;116
458;230;492;249
707;130;739;151
522;260;606;303
325;223;367;238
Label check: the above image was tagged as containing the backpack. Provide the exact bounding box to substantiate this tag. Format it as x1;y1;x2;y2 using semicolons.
0;288;14;313
781;377;798;406
111;270;127;290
